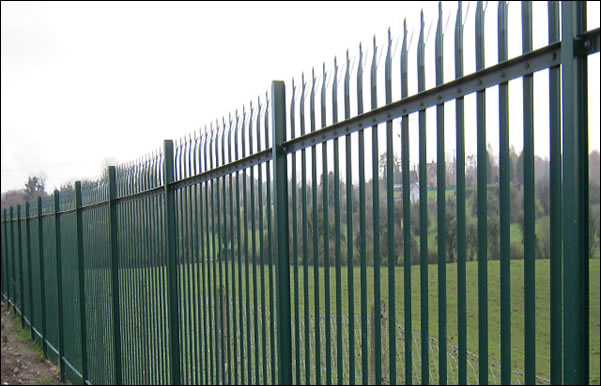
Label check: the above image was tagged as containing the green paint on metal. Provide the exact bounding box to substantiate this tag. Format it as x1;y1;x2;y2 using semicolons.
54;191;66;382
548;4;562;384
257;102;268;384
235;113;245;385
418;11;429;384
1;5;597;385
290;78;301;385
17;205;25;328
300;73;311;385
332;56;344;386
522;3;536;384
163;140;181;385
75;182;88;383
370;36;382;386
475;2;488;384
10;207;16;313
37;197;48;359
320;62;333;386
401;18;412;386
310;68;322;385
435;4;447;383
25;202;34;341
272;80;292;385
561;2;589;384
357;43;369;386
454;4;467;384
384;28;396;386
498;2;511;384
344;50;356;386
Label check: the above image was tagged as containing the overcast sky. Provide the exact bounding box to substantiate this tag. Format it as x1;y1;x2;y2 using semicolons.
1;1;599;193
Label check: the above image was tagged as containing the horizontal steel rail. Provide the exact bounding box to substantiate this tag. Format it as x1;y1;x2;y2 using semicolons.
282;40;563;155
170;148;273;191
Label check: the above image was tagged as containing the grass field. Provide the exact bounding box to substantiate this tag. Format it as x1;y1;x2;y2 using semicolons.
167;257;600;384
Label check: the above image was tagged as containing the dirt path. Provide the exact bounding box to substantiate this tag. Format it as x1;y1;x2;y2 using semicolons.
1;302;62;385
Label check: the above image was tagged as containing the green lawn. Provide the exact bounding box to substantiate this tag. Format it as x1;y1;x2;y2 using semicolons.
171;258;600;384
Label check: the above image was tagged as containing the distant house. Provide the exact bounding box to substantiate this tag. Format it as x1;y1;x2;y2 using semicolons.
393;170;419;202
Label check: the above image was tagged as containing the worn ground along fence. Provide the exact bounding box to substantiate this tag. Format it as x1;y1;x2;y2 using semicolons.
1;1;599;385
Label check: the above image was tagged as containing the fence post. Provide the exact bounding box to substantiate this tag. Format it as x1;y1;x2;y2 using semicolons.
10;206;16;312
271;80;292;385
26;202;34;340
2;209;7;301
108;166;123;385
17;204;25;328
163;140;181;385
561;2;589;384
54;190;66;382
75;181;89;383
38;196;47;358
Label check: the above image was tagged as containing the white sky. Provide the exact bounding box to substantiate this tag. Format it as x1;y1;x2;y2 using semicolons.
1;1;599;192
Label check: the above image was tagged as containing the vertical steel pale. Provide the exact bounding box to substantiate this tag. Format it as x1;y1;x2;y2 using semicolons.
522;3;536;383
475;2;488;383
548;2;562;384
163;140;181;385
435;4;447;383
498;2;511;384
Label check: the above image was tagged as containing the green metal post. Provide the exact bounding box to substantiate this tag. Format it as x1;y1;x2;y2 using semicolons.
2;210;6;300
475;3;488;383
561;2;589;384
272;80;292;385
163;140;181;385
75;181;88;383
54;190;66;382
17;204;24;327
37;197;47;358
548;2;562;384
108;167;123;385
10;206;16;312
25;202;34;340
2;209;6;301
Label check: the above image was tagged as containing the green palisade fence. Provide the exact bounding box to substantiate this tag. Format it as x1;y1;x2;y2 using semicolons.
1;2;599;385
